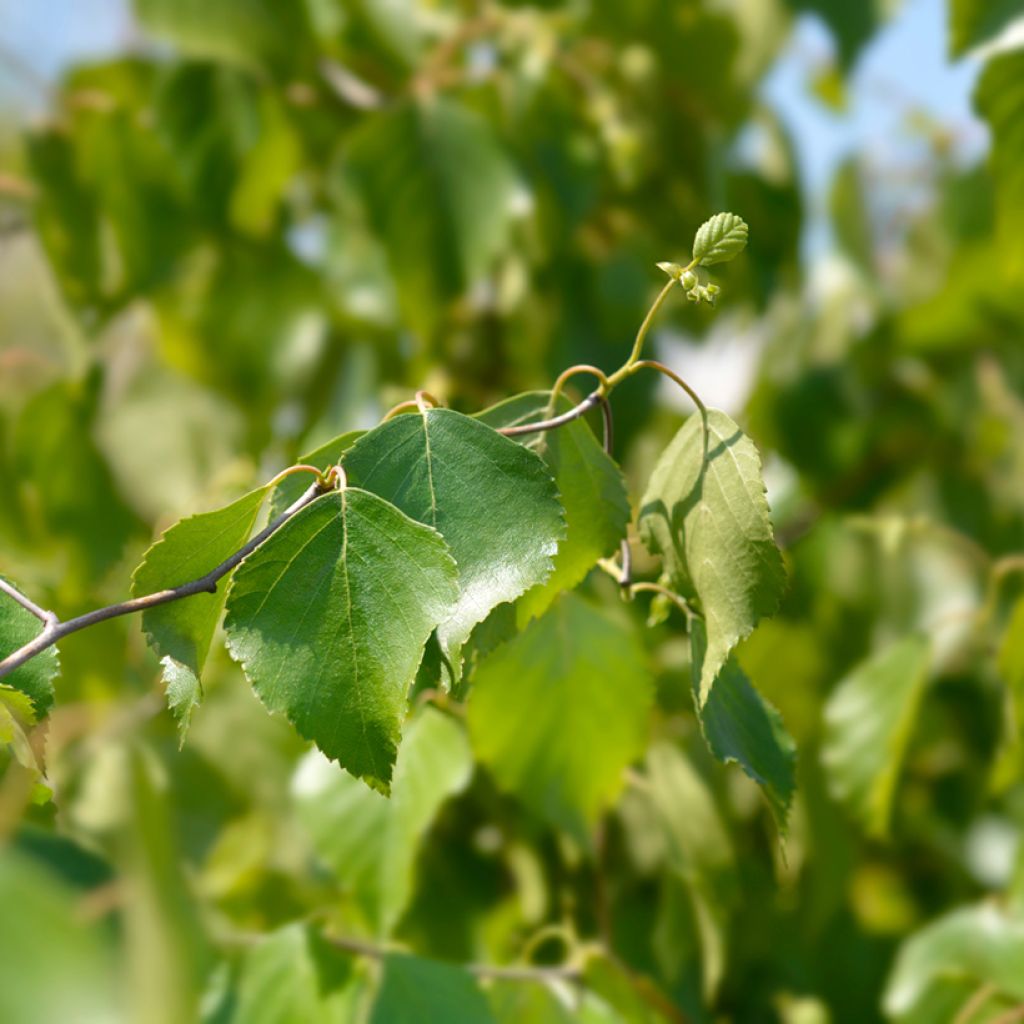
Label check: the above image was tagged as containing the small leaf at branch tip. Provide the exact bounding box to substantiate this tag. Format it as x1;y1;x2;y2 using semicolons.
657;261;685;280
692;212;749;266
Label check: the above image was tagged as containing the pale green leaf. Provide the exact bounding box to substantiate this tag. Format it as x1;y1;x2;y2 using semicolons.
950;0;1024;56
467;594;652;842
975;50;1024;278
0;578;58;716
231;924;359;1024
0;684;40;774
345;408;564;660
690;620;796;831
293;706;473;936
343;99;522;336
640;742;736;999
0;852;119;1024
224;489;458;789
691;212;749;266
476;391;630;626
883;904;1024;1018
370;954;494;1024
639;410;785;704
822;635;931;837
269;431;365;518
132;486;268;740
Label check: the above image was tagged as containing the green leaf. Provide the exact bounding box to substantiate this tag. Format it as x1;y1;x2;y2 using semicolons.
134;0;313;74
476;391;630;626
269;431;364;518
0;685;40;775
690;620;796;832
370;954;495;1024
343;99;522;336
950;0;1024;56
224;489;458;789
691;212;749;266
467;594;652;842
639;409;785;704
345;408;564;660
784;0;880;70
293;706;473;936
0;852;119;1024
993;597;1024;789
974;50;1024;278
822;635;931;837
640;742;737;1000
132;487;268;742
884;904;1024;1018
0;579;58;716
231;924;360;1024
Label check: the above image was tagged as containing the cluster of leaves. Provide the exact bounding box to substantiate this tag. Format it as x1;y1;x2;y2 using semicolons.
2;0;1024;1021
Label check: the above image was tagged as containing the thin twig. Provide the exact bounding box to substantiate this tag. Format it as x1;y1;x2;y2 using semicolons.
0;482;331;680
498;391;603;437
0;579;55;626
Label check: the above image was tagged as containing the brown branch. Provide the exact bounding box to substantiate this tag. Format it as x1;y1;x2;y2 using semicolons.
0;481;331;680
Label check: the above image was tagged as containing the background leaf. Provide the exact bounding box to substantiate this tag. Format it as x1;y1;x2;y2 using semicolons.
822;635;931;837
370;954;495;1024
467;594;652;842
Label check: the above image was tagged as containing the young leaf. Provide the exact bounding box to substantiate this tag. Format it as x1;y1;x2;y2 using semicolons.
293;706;473;937
224;489;458;790
370;954;495;1024
822;635;931;837
690;620;796;832
0;685;41;776
131;486;268;742
884;904;1024;1018
0;578;59;715
691;212;748;266
269;430;365;517
476;391;630;626
344;408;564;660
639;409;785;704
467;594;652;843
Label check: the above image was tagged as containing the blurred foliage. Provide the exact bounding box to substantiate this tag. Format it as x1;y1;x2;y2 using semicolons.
1;0;1024;1021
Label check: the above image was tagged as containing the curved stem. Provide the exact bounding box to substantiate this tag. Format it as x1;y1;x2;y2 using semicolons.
498;390;603;437
0;481;332;681
629;360;706;419
606;278;677;388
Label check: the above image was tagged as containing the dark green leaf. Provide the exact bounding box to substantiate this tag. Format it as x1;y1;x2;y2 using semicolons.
822;635;931;836
467;594;652;842
224;489;458;789
370;954;494;1024
345;408;564;660
690;620;796;831
476;391;630;625
950;0;1024;56
639;409;785;704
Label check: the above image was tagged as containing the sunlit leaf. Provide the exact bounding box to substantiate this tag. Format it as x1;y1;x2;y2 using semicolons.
691;212;749;266
476;391;630;625
345;408;563;661
639;409;785;704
